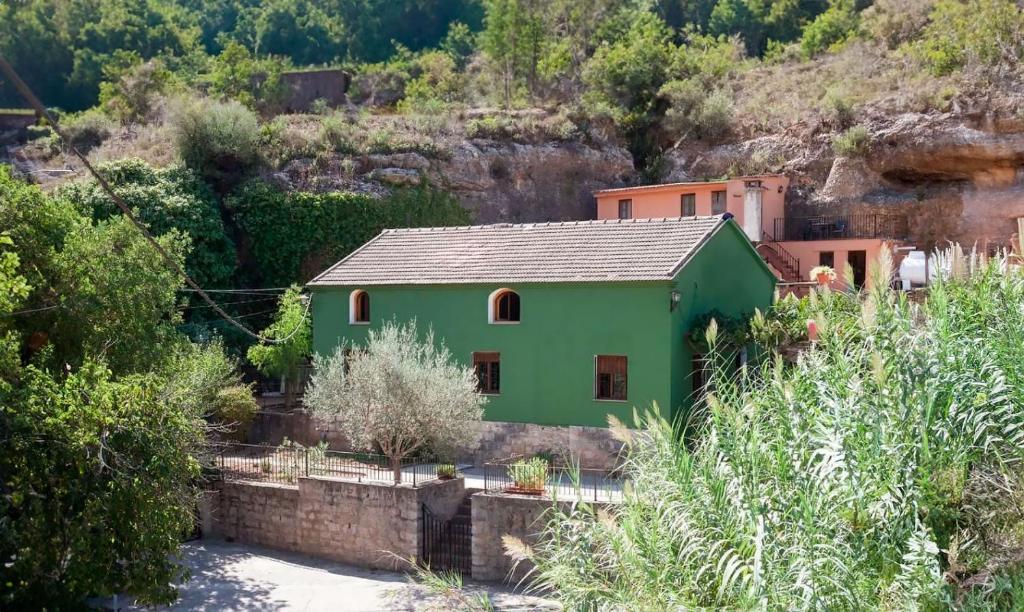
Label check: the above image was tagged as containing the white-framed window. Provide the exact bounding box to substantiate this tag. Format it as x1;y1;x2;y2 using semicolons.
487;288;521;324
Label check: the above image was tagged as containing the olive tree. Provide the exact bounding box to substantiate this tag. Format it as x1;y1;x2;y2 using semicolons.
304;320;486;483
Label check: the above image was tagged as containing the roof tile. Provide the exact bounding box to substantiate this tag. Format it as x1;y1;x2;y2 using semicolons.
307;216;725;286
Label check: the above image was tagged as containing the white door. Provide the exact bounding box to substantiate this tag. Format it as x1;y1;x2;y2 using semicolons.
743;184;762;241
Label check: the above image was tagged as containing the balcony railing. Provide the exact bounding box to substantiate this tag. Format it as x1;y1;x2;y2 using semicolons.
774;214;908;242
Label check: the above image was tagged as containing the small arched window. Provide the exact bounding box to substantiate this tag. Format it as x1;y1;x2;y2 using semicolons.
350;289;370;324
489;289;520;323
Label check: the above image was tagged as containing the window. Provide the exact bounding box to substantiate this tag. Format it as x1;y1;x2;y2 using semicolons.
350;289;370;324
681;193;696;216
711;190;727;215
819;251;835;268
490;289;520;323
595;355;627;401
473;352;501;394
617;199;632;219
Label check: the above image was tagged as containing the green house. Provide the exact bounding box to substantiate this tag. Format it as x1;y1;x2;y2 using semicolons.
307;216;775;428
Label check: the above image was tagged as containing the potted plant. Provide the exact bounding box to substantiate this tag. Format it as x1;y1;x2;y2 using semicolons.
505;457;548;495
435;463;457;480
809;265;836;286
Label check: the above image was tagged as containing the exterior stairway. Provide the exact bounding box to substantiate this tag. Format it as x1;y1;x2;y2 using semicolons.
755;232;802;282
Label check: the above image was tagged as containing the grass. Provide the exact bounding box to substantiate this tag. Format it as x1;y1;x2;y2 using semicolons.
517;247;1024;609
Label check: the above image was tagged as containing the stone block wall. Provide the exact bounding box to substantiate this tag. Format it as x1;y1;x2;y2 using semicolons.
469;421;624;470
471;491;615;583
205;476;466;571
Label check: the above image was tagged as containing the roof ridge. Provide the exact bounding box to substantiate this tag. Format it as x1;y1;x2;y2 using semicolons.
381;216;723;234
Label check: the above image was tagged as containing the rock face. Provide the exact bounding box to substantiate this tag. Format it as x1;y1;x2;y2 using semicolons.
663;98;1024;250
277;140;635;223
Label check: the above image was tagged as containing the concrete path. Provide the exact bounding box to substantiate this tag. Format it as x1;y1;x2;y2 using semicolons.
156;540;555;611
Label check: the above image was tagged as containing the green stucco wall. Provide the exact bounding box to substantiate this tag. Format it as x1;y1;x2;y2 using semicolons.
311;282;674;427
669;222;777;421
309;220;776;429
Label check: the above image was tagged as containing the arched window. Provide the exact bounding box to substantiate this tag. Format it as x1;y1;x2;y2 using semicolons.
488;289;520;323
349;289;370;324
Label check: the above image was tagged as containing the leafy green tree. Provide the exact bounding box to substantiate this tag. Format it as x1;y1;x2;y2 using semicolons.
306;319;485;482
60;158;236;289
911;0;1024;77
0;360;206;608
206;40;291;111
172;97;260;189
247;287;311;410
800;0;860;58
480;0;547;106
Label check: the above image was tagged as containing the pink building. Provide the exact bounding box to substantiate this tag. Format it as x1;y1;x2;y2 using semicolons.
594;176;907;291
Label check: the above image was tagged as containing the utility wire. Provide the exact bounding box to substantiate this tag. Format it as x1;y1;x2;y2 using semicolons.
0;56;310;344
2;304;60;317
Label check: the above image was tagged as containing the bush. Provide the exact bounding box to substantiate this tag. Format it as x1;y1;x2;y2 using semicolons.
466;115;511;140
911;0;1024;77
660;79;733;142
59;108;115;153
319;114;359;155
800;0;860;58
509;457;549;491
832;124;870;157
172;98;260;187
822;89;855;128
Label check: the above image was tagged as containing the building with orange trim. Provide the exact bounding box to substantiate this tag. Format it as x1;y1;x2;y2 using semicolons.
594;176;907;290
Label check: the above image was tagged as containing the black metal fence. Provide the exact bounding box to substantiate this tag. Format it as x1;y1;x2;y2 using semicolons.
481;456;624;502
212;442;455;487
774;214;909;242
420;504;472;575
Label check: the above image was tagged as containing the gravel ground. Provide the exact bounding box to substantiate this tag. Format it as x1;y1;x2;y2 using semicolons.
153;539;555;611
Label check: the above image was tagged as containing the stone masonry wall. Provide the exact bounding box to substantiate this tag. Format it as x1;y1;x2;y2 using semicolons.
469;421;624;470
206;476;466;571
471;491;615;583
247;413;624;470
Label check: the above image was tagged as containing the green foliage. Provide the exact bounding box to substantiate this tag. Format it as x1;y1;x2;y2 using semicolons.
436;463;458;479
99;58;177;122
659;79;733;143
523;255;1024;608
832;124;870;157
399;51;468;112
60;158;236;288
225;180;469;288
206;41;291;112
172;97;260;187
247;287;311;409
911;0;1024;77
58;108;117;153
0;360;205;608
508;457;549;491
800;0;860;58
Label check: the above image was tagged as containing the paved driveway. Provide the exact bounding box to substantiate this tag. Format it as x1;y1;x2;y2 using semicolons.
157;540;554;611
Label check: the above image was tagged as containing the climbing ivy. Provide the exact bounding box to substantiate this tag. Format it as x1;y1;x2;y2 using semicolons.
225;180;470;287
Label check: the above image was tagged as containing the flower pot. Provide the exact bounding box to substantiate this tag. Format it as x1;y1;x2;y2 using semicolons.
504;485;544;496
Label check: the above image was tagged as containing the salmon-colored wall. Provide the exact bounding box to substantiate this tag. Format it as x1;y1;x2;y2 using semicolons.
777;238;899;289
595;176;789;240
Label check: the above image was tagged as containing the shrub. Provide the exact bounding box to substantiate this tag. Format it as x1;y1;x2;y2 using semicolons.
172;98;260;187
436;463;457;479
800;0;860;59
822;89;855;128
59;108;115;153
660;79;733;142
911;0;1024;77
319;114;359;154
466;115;511;140
832;124;870;157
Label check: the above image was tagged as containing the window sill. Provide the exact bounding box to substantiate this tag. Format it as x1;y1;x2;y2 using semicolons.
478;392;501;397
349;321;370;326
488;321;520;325
594;398;628;403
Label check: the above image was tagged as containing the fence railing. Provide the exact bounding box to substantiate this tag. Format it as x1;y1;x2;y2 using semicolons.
758;228;801;279
481;457;624;502
212;442;455;487
774;214;909;242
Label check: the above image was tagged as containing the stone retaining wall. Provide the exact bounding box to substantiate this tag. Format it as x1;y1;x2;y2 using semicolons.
247;410;624;470
205;476;465;570
471;491;616;583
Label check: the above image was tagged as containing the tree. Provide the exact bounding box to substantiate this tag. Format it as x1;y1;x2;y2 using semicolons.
247;286;311;410
305;320;486;483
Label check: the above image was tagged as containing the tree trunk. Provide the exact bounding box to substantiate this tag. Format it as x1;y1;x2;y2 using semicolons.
391;455;402;485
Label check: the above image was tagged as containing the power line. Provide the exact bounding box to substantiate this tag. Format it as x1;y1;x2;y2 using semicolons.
182;296;281;309
2;304;60;317
0;56;309;345
178;288;292;294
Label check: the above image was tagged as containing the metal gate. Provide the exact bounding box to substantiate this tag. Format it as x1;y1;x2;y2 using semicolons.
420;504;472;575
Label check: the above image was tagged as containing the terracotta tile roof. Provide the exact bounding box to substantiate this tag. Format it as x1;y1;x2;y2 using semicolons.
308;216;726;286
